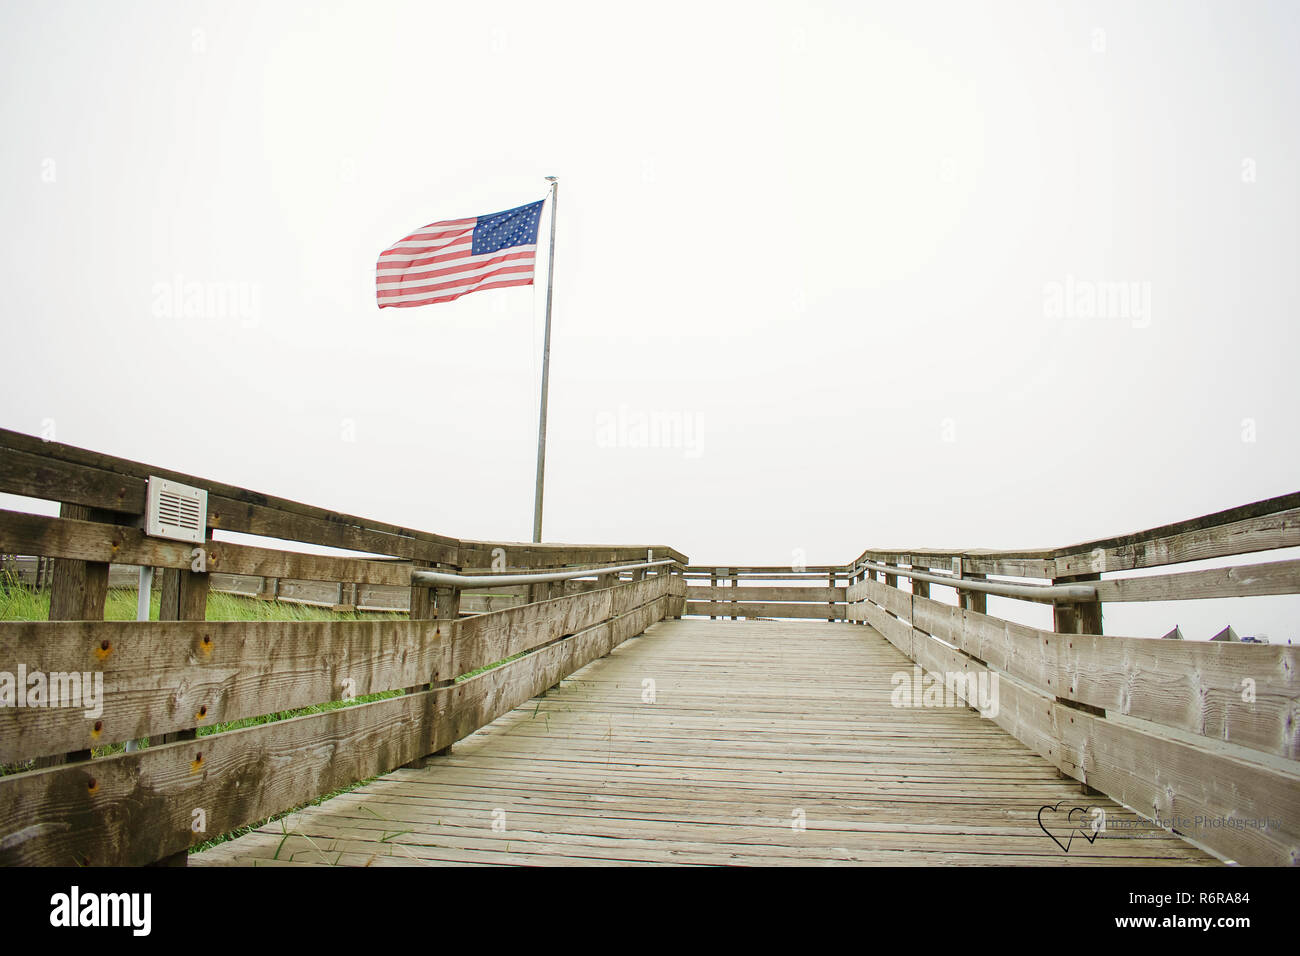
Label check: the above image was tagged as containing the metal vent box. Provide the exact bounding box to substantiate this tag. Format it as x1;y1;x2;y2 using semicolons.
145;476;207;543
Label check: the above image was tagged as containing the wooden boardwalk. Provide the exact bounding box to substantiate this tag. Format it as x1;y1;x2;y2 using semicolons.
192;619;1215;866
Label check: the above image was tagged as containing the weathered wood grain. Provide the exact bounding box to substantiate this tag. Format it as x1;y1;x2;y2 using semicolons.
0;619;446;761
0;428;460;562
910;594;1300;760
0;577;671;762
191;620;1213;868
1053;492;1300;574
0;509;414;588
903;620;1300;865
846;577;912;621
461;541;688;569
1092;558;1300;602
445;576;668;678
687;586;846;602
46;504;112;623
1054;709;1300;866
685;601;848;620
0;597;670;865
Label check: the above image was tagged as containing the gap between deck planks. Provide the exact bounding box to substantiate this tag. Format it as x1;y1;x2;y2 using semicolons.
191;619;1218;867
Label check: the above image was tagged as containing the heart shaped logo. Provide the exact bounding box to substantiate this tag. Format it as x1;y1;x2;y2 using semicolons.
1038;802;1102;852
1068;806;1101;844
1038;802;1076;852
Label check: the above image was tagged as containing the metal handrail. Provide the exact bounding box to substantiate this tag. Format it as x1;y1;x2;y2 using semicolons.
853;560;1097;604
411;558;678;590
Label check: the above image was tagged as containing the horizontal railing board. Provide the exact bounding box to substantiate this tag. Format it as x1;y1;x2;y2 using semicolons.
910;596;1053;688
0;428;460;557
682;573;845;581
0;594;671;866
846;577;913;622
907;556;1056;579
1053;706;1300;867
1092;558;1300;601
850;550;1056;580
0;444;455;563
443;575;670;679
1054;507;1300;576
904;625;1300;866
0;682;441;866
686;586;846;602
0;619;445;762
1059;634;1300;762
684;565;844;574
0;509;414;588
462;542;689;568
909;592;1300;761
684;602;847;620
851;494;1300;582
0;446;146;516
0;576;670;762
1;430;687;572
1054;491;1300;568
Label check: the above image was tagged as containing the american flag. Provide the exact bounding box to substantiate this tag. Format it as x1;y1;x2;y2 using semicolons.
376;199;545;308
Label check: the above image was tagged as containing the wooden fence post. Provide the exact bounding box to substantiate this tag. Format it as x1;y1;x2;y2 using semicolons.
853;566;866;624
434;586;461;621
150;535;210;866
911;565;930;599
709;568;717;620
48;504;113;622
39;503;118;770
256;576;279;602
158;566;210;624
405;563;456;767
409;560;433;620
1052;573;1102;635
1051;572;1103;794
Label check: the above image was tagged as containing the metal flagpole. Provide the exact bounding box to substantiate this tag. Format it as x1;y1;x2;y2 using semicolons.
532;176;559;543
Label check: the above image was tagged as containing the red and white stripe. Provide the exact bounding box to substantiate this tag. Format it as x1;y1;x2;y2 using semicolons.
376;216;536;308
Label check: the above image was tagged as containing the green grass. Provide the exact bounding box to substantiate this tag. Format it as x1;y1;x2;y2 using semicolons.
0;574;408;624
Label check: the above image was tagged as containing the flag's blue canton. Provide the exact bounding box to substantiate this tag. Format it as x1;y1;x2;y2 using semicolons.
472;200;544;255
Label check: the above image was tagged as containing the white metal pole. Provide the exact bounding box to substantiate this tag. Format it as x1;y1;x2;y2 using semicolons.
532;176;559;543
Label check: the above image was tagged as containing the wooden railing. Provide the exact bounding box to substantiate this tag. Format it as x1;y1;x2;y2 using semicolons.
684;565;849;620
0;428;688;865
0;555;642;615
842;492;1300;866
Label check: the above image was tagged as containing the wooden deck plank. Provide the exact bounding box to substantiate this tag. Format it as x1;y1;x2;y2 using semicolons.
192;619;1218;867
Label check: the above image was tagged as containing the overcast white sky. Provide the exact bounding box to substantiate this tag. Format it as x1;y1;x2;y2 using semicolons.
1;0;1296;639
